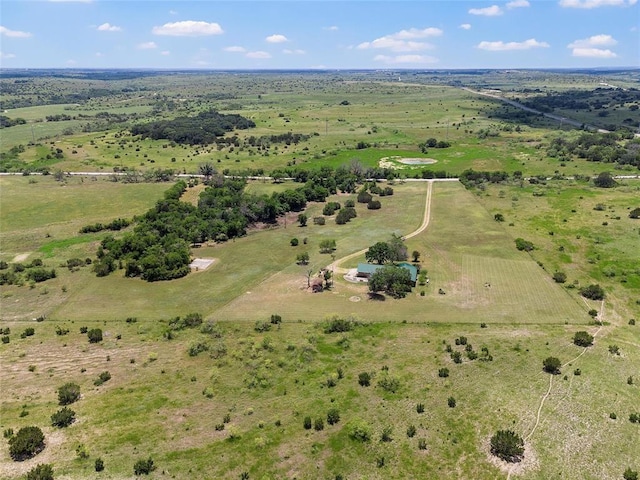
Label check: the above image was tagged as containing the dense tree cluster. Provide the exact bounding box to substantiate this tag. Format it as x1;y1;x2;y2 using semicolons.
547;132;640;169
365;235;408;264
459;169;511;188
130;109;255;145
369;265;413;298
0;115;26;128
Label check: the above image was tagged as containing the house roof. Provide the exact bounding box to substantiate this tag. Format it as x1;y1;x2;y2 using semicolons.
357;262;418;282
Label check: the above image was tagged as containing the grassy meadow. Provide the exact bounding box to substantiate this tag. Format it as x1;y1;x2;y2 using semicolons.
1;71;639;479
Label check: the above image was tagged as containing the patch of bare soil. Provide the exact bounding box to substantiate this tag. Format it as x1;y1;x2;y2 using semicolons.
11;253;30;263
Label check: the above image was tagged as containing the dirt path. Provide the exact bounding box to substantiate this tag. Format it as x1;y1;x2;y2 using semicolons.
507;300;606;479
328;180;434;273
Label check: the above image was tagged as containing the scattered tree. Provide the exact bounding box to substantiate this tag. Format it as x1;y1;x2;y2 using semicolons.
133;457;155;475
327;408;340;425
624;468;639;480
25;464;54;480
629;208;640;219
319;239;336;253
369;265;413;298
580;284;605;300
296;252;309;265
490;430;525;463
297;213;308;227
593;171;616;188
365;242;392;265
552;272;567;283
543;356;561;375
494;213;505;222
573;331;594;347
57;382;81;405
412;250;420;263
95;458;104;472
51;407;75;428
515;238;534;252
358;372;371;387
8;426;45;461
87;328;103;343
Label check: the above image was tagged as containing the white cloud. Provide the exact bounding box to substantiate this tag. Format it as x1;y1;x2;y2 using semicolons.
152;21;223;36
469;5;503;15
283;49;305;55
324;26;339;31
169;10;178;15
357;38;433;52
357;27;442;52
559;0;636;7
0;26;32;38
161;51;170;56
224;46;246;53
568;34;617;48
97;23;121;32
459;23;472;30
137;41;157;50
266;34;288;43
0;51;16;59
572;48;618;57
373;54;438;64
390;27;443;39
246;51;271;59
477;38;550;51
507;0;530;7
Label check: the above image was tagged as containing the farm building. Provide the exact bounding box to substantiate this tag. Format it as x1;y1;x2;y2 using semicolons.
356;262;418;286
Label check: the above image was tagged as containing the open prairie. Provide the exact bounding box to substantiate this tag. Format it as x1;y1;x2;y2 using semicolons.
1;70;639;479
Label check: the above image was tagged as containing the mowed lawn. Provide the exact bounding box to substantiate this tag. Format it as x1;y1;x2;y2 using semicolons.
217;182;588;324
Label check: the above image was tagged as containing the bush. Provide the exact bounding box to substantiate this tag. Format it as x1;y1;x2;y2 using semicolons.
57;382;81;405
314;418;324;431
367;200;381;210
133;457;155;475
438;368;449;378
290;238;299;246
358;372;371;387
624;468;639;480
335;207;357;225
406;425;416;438
380;426;393;442
552;271;567;283
51;407;75;427
21;327;35;338
254;321;271;332
95;458;104;472
377;374;400;393
580;284;605;300
303;416;312;430
447;396;456;408
418;438;427;450
347;419;371;442
514;238;534;251
543;357;561;375
25;464;54;480
416;403;425;414
490;429;525;463
94;371;111;386
573;331;594;347
8;426;45;460
313;216;325;225
87;328;103;343
327;408;340;425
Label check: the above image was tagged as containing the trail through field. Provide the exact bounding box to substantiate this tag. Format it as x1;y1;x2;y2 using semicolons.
328;180;433;273
506;299;606;480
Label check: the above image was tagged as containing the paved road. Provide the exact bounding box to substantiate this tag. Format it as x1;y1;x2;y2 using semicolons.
461;87;610;133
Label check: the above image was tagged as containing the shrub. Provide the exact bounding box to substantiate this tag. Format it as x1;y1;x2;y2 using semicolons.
254;321;271;333
327;408;340;425
624;468;639;480
358;372;371;387
447;397;456;408
573;331;594;347
490;429;525;463
8;426;45;461
344;199;355;208
380;426;393;442
451;351;462;364
630;413;640;423
438;368;449;378
580;284;605;300
95;458;104;472
79;326;88;334
21;327;35;338
188;342;209;357
94;371;111;386
87;328;103;343
270;314;282;325
377;374;400;393
57;382;81;405
543;357;561;375
367;200;381;210
303;416;312;430
314;418;324;431
418;438;427;450
608;345;620;355
51;407;75;427
133;457;155;475
406;425;417;438
2;335;9;344
25;464;54;480
610;412;617;420
514;238;534;252
416;403;425;414
552;271;567;283
347;419;371;442
323;315;356;333
313;216;325;225
290;238;299;246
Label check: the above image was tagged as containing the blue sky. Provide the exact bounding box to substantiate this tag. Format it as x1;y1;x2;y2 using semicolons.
1;0;638;69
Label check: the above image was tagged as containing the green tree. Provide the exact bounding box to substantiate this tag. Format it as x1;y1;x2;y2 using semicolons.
552;272;567;283
57;382;81;405
629;207;640;219
490;430;524;463
580;284;605;300
358;372;371;387
573;331;594;347
51;407;75;428
297;213;308;227
412;250;420;262
327;408;340;425
8;426;45;461
133;458;155;475
543;357;561;375
494;213;505;222
296;252;309;265
25;464;54;480
365;242;392;264
624;467;639;480
319;239;336;253
387;234;408;262
369;265;412;298
515;238;534;252
87;328;103;343
593;171;616;188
